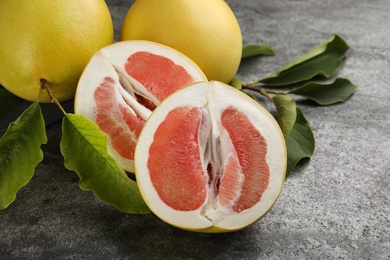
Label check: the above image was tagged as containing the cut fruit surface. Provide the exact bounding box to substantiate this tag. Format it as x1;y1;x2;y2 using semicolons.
135;81;287;232
75;41;206;172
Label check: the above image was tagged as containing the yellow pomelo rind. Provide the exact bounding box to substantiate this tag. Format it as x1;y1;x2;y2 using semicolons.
0;0;113;103
120;0;242;84
135;81;287;233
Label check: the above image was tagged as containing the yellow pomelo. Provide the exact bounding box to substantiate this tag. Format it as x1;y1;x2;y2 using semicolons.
120;0;242;84
0;0;114;103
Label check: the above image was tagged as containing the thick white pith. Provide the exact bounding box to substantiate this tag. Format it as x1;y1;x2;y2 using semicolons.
135;81;287;231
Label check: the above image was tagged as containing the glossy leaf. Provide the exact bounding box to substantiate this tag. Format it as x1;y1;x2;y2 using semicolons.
285;107;315;177
260;34;349;86
242;43;275;58
60;114;150;214
0;103;47;210
289;78;357;105
0;87;22;117
273;94;297;139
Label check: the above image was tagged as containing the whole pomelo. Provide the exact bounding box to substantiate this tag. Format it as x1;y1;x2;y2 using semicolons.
120;0;242;84
0;0;114;103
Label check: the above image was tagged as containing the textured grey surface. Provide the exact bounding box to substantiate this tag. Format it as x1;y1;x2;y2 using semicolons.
1;0;389;259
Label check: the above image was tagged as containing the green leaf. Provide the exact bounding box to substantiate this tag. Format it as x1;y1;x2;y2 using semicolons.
242;43;275;58
229;77;242;90
60;113;150;214
0;87;22;117
273;94;297;139
260;34;350;86
285;107;315;178
0;103;47;210
289;78;357;105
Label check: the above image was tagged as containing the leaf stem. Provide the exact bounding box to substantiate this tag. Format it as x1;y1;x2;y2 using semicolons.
260;89;274;102
242;83;286;101
40;79;67;115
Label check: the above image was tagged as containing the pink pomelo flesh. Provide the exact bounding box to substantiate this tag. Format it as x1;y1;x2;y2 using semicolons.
147;106;207;211
220;108;269;213
94;77;145;160
93;51;200;162
147;105;270;213
125;51;196;101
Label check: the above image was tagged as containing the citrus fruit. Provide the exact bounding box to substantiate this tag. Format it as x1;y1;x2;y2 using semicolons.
0;0;113;103
120;0;242;84
135;81;287;232
75;41;207;172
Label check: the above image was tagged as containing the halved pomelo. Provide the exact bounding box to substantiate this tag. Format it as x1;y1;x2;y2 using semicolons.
135;81;287;232
75;40;207;172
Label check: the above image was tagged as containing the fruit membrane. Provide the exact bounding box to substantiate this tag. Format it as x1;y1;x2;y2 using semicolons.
75;40;207;172
135;81;287;232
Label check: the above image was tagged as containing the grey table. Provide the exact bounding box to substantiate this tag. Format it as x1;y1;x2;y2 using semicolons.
1;0;389;259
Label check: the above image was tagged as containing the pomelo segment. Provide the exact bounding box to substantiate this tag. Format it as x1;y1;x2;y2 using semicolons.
135;81;287;232
75;41;206;172
148;106;207;211
220;108;270;213
125;52;196;101
94;76;144;161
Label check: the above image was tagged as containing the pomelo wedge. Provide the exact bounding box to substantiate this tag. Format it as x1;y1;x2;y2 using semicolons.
75;41;207;172
135;81;287;232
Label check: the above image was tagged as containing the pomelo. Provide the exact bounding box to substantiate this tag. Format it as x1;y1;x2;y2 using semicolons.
75;41;207;172
0;0;113;102
120;0;242;84
135;81;287;232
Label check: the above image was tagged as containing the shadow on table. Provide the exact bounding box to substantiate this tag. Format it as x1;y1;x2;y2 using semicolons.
97;211;266;259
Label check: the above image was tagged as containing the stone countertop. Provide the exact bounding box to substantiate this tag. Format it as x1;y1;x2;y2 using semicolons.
1;0;389;259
